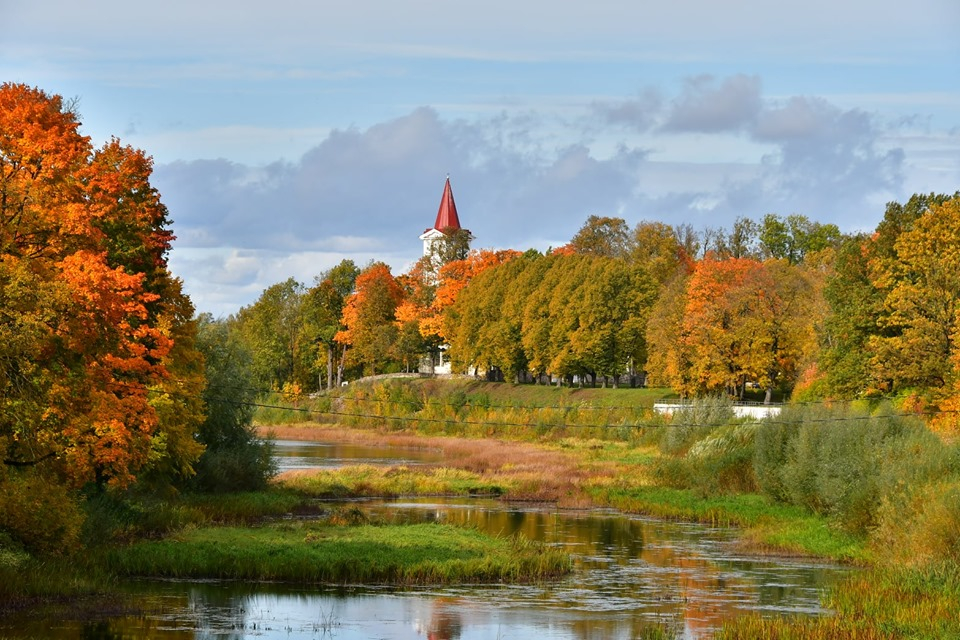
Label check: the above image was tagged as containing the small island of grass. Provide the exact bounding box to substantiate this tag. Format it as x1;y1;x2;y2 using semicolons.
102;520;572;585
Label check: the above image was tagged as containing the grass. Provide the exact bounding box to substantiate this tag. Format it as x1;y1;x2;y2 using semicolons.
716;564;960;639
0;547;110;614
589;485;869;562
281;464;508;498
101;520;572;585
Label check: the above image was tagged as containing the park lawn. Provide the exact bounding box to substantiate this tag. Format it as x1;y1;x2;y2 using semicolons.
101;520;571;585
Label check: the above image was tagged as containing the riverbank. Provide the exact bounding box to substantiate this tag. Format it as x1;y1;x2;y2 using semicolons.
263;424;867;562
259;411;960;639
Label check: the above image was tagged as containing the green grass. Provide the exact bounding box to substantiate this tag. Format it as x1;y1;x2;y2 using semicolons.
101;521;572;585
589;485;870;563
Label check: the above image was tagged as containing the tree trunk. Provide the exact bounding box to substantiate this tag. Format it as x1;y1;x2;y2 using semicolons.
327;345;334;390
337;345;347;386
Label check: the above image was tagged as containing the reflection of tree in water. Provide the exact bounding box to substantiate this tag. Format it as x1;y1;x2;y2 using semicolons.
430;506;647;560
81;621;123;640
427;600;462;640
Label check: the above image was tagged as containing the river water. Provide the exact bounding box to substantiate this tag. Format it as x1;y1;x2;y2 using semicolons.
3;441;853;639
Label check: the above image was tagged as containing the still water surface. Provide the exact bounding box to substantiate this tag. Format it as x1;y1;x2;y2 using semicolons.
272;439;444;471
3;442;853;639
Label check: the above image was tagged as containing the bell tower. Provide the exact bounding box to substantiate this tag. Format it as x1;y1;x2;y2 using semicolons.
419;176;470;257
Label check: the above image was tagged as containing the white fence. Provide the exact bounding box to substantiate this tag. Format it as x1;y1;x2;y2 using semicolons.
653;402;782;420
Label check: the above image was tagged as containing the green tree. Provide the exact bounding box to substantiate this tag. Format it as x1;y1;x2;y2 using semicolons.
191;314;275;492
235;277;305;390
570;215;631;258
301;260;359;390
759;214;841;264
727;217;759;259
819;234;880;396
427;227;473;267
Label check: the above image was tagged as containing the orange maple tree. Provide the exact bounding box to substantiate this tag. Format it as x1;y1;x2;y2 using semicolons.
336;262;406;375
0;83;199;489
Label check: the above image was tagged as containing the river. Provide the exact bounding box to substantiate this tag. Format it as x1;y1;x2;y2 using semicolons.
2;440;854;639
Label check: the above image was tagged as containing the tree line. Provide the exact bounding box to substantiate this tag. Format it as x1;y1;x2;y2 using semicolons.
231;195;960;431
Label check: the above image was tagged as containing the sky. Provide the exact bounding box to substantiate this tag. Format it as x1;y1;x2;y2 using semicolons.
3;0;959;316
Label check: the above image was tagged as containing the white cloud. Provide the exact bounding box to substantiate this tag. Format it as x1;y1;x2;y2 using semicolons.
662;75;762;133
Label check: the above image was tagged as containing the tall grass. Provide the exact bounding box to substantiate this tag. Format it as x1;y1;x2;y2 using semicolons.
281;464;507;499
716;563;960;639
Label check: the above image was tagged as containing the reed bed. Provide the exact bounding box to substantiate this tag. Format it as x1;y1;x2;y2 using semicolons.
101;521;572;585
716;564;960;639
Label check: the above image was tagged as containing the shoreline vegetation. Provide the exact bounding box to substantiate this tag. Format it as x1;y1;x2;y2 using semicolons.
257;377;960;639
3;378;959;638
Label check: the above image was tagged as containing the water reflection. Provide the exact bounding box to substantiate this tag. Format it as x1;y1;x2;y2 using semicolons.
2;462;854;639
272;440;443;472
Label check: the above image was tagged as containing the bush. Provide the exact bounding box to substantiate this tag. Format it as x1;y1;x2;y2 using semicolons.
753;410;802;501
872;479;960;568
0;469;84;555
650;456;694;489
687;423;758;495
82;493;207;545
754;403;956;534
190;438;277;493
660;395;735;456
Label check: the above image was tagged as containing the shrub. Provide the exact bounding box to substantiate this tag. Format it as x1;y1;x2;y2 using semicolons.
650;456;694;490
686;423;758;495
754;403;955;534
0;469;84;555
872;479;960;568
753;410;802;501
660;395;735;456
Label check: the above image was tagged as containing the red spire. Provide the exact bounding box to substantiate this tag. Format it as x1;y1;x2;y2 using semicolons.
432;176;461;232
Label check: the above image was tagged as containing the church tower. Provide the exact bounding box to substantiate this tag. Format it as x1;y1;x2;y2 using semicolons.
419;176;471;257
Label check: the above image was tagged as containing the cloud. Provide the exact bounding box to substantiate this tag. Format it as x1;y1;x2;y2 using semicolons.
153;76;947;315
749;97;904;219
592;89;663;132
662;74;762;133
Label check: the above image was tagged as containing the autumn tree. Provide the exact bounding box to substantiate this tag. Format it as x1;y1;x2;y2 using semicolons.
420;249;520;342
570;215;631;258
645;272;694;393
445;250;548;381
870;197;960;396
815;193;959;400
301;260;359;389
0;83;202;494
647;255;821;399
629;221;684;285
336;262;405;376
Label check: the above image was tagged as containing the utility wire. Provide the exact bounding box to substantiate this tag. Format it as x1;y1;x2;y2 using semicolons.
140;381;946;433
198;378;898;414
